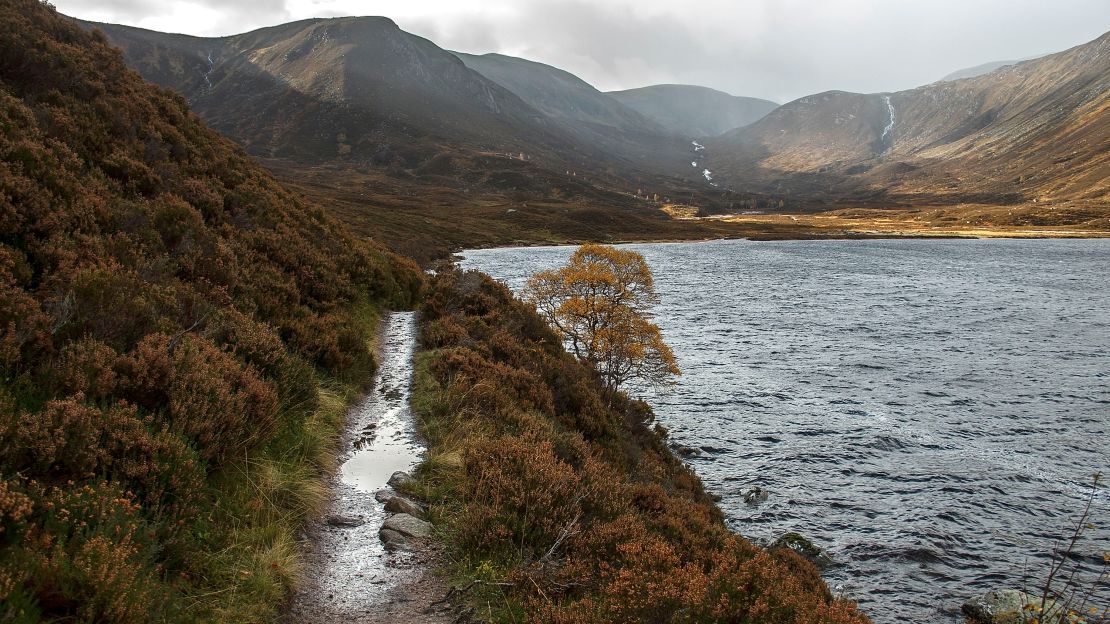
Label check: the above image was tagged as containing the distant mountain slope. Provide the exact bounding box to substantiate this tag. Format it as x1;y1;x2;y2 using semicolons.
710;31;1110;204
81;18;727;195
608;84;779;137
941;59;1026;81
455;52;662;132
80;17;598;168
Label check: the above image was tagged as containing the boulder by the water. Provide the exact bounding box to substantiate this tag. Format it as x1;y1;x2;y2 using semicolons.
385;495;425;517
771;532;836;569
387;471;416;489
743;486;769;505
672;444;702;458
381;513;432;539
962;589;1063;624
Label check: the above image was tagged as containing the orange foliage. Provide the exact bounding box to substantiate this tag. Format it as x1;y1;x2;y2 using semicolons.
525;244;680;392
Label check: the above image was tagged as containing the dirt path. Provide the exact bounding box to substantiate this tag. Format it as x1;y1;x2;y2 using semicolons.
284;312;454;624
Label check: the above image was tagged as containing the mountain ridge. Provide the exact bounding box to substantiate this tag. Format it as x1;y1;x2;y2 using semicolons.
78;14;1108;220
709;30;1110;205
609;84;779;137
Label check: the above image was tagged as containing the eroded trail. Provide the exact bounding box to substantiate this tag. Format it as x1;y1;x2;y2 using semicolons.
285;312;450;624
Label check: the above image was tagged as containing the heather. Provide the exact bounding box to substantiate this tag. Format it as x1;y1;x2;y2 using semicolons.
409;269;869;623
0;1;420;620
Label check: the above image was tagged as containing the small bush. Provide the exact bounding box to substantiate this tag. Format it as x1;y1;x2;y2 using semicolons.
120;333;278;465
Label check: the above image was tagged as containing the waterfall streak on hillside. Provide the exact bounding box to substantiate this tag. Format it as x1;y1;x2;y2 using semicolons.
881;95;896;145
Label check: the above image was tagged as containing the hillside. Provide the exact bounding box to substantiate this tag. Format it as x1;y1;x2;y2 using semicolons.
454;51;718;182
709;31;1110;207
411;269;869;623
0;1;420;621
77;14;1108;235
79;17;765;247
609;84;779;137
455;52;662;132
81;17;585;167
940;58;1028;81
77;18;728;188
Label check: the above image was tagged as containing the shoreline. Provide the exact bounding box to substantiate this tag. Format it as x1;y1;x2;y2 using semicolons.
452;225;1110;255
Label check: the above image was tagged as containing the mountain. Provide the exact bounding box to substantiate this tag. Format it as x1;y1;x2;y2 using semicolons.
941;59;1026;81
80;17;587;167
709;31;1110;206
0;0;421;620
455;52;662;132
80;17;748;212
608;84;779;137
453;51;714;182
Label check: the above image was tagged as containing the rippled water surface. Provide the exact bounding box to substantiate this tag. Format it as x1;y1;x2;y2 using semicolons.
460;239;1110;623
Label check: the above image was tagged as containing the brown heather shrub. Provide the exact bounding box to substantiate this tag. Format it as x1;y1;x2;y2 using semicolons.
417;269;869;624
284;309;373;375
0;396;203;520
204;308;318;414
54;338;121;401
0;479;172;623
0;246;50;375
431;347;555;418
459;432;624;557
121;333;278;465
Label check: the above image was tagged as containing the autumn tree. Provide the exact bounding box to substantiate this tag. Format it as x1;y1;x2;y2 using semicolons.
525;244;679;393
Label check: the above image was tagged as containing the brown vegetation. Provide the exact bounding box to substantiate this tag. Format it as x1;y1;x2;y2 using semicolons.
0;1;420;620
410;269;868;623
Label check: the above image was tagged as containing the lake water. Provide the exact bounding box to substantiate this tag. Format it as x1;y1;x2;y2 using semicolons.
459;238;1110;623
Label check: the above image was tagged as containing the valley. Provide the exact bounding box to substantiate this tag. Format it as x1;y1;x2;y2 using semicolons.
2;1;1107;623
76;16;1109;261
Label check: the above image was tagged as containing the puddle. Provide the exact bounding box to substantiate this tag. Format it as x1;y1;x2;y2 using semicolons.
340;312;422;491
285;311;425;622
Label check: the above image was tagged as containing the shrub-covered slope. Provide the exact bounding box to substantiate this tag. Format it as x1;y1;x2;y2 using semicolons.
0;1;421;621
411;270;868;623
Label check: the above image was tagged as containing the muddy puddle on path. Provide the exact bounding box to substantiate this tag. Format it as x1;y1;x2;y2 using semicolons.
285;311;425;623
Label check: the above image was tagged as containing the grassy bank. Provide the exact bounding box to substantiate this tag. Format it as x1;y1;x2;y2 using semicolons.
403;269;868;623
163;367;361;621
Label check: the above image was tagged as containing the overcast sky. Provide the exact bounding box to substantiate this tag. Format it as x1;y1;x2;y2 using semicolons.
55;0;1110;102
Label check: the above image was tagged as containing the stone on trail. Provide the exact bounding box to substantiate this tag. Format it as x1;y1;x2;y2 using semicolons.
381;513;433;539
374;489;396;504
325;514;365;528
388;471;415;489
385;495;425;517
379;528;408;550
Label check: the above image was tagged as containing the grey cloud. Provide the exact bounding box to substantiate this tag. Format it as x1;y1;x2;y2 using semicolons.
54;0;1110;102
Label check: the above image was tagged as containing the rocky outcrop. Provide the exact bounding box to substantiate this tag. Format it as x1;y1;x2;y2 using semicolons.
771;532;836;569
743;486;769;505
962;589;1063;624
